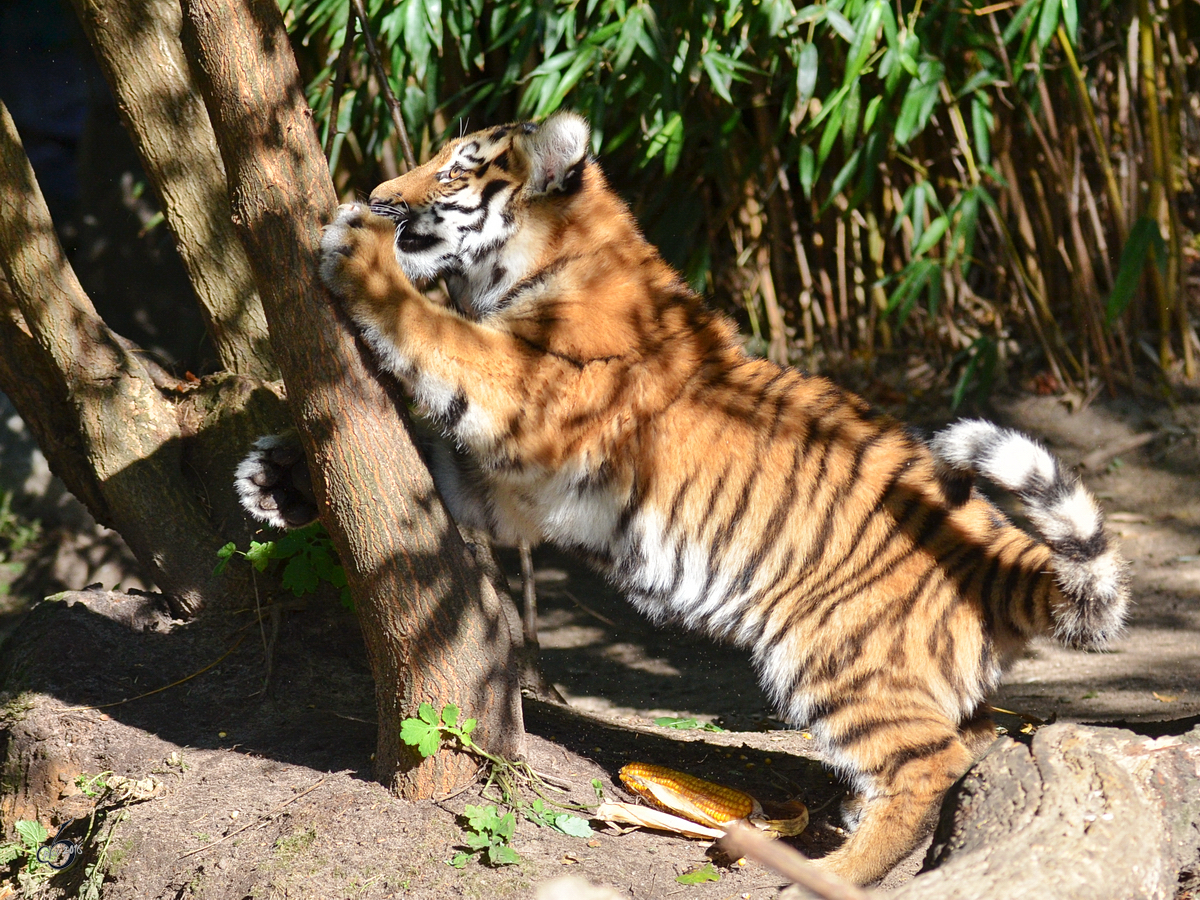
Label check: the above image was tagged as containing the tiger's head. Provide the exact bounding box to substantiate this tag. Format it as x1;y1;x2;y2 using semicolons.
368;112;592;318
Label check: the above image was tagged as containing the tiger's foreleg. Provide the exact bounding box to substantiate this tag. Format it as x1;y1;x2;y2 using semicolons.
318;203;579;454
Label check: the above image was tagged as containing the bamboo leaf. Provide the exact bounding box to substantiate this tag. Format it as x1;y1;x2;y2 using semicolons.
817;99;847;168
1061;0;1078;47
1037;0;1060;49
843;0;882;85
862;94;883;132
1107;216;1167;323
971;96;993;166
797;42;819;106
790;5;826;27
842;79;861;156
913;214;948;258
798;143;816;198
824;147;863;206
1002;0;1040;44
826;8;856;42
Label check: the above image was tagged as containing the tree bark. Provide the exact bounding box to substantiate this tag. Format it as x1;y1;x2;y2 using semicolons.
0;99;252;618
68;0;276;380
887;723;1200;900
178;0;524;795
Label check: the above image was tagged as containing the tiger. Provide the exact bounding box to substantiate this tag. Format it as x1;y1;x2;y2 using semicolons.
235;111;1129;884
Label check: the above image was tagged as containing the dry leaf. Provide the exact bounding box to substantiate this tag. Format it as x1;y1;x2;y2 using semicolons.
1153;692;1178;703
593;801;724;839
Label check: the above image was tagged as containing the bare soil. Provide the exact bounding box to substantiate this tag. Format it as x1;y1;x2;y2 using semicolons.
0;391;1198;899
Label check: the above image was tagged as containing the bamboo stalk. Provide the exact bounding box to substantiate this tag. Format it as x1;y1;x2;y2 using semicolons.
1059;26;1128;243
1137;0;1174;370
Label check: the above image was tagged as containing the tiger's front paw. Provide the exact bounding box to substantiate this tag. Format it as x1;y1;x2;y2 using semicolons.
318;203;409;317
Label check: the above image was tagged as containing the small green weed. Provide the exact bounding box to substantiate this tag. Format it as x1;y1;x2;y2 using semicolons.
0;490;41;597
0;818;51;873
76;771;114;798
401;702;595;866
216;523;351;608
676;862;721;884
654;716;726;733
450;804;520;868
0;490;40;555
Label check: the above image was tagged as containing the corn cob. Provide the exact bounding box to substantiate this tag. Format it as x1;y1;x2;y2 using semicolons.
618;763;757;828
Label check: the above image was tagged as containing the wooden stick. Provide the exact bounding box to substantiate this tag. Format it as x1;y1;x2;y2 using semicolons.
348;0;416;171
718;821;875;900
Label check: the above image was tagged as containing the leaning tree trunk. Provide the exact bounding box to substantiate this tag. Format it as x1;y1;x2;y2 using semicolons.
178;0;525;795
0;100;259;618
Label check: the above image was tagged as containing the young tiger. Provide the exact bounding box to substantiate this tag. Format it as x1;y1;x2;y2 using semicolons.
236;112;1129;883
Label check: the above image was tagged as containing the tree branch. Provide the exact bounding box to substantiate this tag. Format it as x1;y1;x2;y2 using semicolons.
0;99;239;616
69;0;276;379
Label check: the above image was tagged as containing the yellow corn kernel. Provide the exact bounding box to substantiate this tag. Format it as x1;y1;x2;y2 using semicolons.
618;763;755;827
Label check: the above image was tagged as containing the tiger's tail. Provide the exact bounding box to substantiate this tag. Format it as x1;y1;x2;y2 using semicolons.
930;419;1130;649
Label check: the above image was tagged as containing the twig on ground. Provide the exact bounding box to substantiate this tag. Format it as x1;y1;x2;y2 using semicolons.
176;777;328;860
718;820;875;900
1078;431;1161;471
58;634;247;712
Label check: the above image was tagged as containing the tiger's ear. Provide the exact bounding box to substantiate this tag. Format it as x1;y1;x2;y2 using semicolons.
517;112;590;197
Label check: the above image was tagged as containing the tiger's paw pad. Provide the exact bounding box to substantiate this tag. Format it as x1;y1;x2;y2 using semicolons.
234;434;318;530
318;203;395;299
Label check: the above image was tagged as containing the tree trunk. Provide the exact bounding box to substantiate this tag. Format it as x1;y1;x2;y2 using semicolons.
0;100;257;618
888;723;1200;900
178;0;525;795
68;0;276;380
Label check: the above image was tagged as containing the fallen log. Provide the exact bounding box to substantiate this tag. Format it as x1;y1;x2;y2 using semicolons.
894;723;1200;900
771;723;1200;899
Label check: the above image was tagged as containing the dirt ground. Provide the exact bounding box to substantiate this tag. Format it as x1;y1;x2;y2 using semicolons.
0;390;1197;899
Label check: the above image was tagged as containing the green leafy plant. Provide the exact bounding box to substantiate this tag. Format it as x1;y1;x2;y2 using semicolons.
654;716;726;733
450;804;520;868
0;819;50;873
76;771;115;799
0;490;41;596
525;799;593;838
676;861;722;884
401;702;595;864
280;0;1198;402
216;522;351;608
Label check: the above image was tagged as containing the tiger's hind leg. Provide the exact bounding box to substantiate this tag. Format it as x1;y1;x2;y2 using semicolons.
815;719;978;884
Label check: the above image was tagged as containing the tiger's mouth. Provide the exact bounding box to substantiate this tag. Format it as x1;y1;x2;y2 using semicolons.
393;231;440;254
368;201;443;256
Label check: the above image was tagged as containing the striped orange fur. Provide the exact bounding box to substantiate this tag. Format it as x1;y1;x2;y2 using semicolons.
236;113;1129;884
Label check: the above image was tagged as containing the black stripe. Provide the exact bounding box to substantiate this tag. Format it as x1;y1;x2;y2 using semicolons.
495;257;575;310
439;389;468;431
870;735;957;779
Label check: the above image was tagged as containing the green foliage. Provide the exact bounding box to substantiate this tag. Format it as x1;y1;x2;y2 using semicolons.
76;771;115;799
282;0;1195;391
654;715;725;733
0;490;41;596
676;862;721;884
401;702;595;864
450;804;520;867
216;523;351;608
0;819;48;872
399;701;476;759
525;799;593;838
1107;217;1168;324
